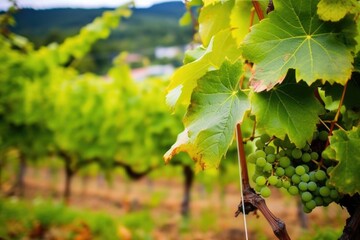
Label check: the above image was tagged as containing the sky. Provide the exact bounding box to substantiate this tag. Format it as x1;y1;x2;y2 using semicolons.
0;0;181;10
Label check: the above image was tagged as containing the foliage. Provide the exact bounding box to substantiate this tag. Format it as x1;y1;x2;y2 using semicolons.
165;0;360;220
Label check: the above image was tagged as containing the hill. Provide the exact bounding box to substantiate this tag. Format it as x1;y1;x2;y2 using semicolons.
9;1;192;73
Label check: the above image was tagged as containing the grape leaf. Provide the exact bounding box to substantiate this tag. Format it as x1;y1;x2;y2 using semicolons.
328;127;360;195
166;29;241;109
199;0;234;46
251;73;325;147
242;0;356;92
164;61;250;169
317;0;360;22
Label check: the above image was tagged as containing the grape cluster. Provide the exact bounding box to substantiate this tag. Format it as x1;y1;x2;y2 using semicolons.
247;131;341;213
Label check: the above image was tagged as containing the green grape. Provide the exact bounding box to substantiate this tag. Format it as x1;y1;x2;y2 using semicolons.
260;133;271;143
323;197;332;205
311;152;319;160
330;189;339;200
318;130;328;142
301;153;311;163
315;170;327;181
288;186;299;195
255;139;265;149
273;138;282;147
292;148;302;159
247;153;257;164
252;174;260;182
302;144;311;152
255;185;263;192
300;173;310;183
285;149;293;157
266;154;276;163
319;186;330;197
298;182;308;191
256;157;267;168
303;165;310;173
303;206;312;213
292;174;301;184
326;166;334;175
285;166;295;177
268;175;279;186
305;200;316;210
307;181;317;191
275;180;283;188
260;186;271;198
314;196;324;206
256;176;267;186
309;171;316;181
263;162;273;173
277;150;286;158
255;150;266;158
301;191;313;202
312;131;319;140
295;166;306;175
282;180;291;189
275;167;285;177
264;146;275;155
279;156;291;168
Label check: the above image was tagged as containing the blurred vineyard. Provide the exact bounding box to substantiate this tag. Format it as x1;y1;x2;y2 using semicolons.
0;2;351;240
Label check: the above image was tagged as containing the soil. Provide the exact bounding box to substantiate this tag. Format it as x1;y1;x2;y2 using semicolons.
2;167;349;240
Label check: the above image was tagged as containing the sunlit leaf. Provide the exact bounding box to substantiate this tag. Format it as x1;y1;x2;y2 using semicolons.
242;0;356;92
317;0;360;22
164;61;250;168
328;127;360;195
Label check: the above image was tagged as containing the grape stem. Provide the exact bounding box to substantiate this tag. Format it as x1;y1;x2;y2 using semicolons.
251;1;264;20
235;123;291;240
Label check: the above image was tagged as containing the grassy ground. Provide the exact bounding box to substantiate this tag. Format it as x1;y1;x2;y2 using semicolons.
0;167;347;239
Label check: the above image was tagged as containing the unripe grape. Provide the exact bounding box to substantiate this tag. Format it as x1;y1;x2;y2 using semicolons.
292;148;302;159
300;173;310;183
314;196;324;206
282;180;291;189
255;139;265;149
301;153;311;163
326;166;334;175
318;130;328;142
264;146;275;155
273;138;282;147
247;153;257;164
303;206;312;213
260;186;271;198
301;191;313;202
275;167;285;177
256;176;267;186
315;170;326;181
311;152;319;160
330;189;339;200
298;182;308;191
305;200;316;210
295;166;306;175
292;174;301;184
266;154;276;163
307;181;317;191
260;133;271;143
302;144;311;152
285;166;295;177
288;186;299;195
268;175;279;186
263;162;273;173
256;157;267;168
319;186;330;197
279;156;291;168
255;150;266;158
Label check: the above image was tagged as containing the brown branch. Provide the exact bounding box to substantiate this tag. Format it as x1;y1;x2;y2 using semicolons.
113;160;157;180
235;123;291;240
252;0;264;20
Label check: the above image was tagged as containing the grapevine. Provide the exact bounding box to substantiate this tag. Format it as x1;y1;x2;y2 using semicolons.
165;0;360;239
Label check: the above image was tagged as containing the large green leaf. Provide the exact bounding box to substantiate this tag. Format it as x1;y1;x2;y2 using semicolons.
328;127;360;195
164;61;250;169
251;74;325;147
166;29;241;109
199;0;234;46
317;0;360;22
242;0;356;92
